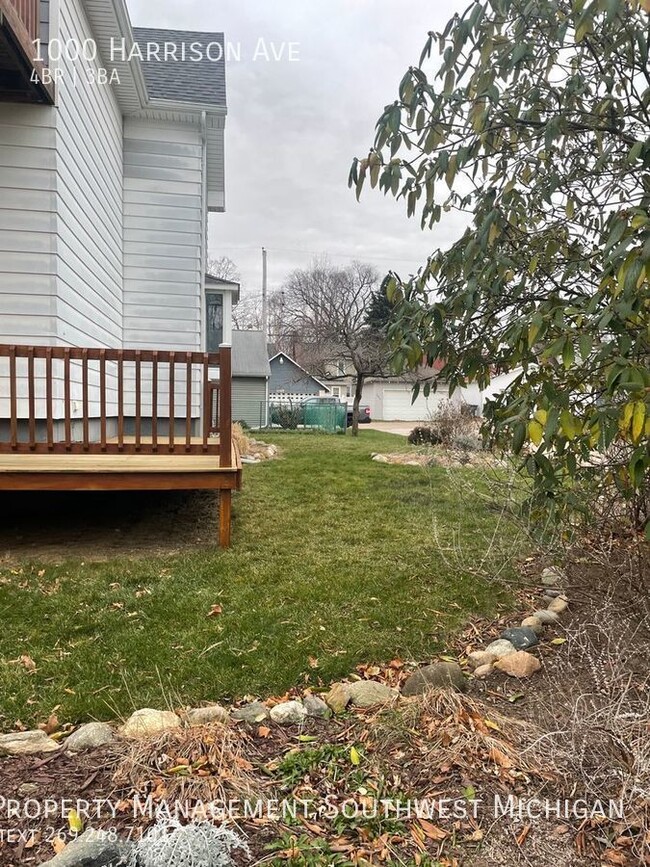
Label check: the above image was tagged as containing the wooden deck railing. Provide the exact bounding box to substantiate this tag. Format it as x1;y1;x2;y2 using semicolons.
0;344;232;467
10;0;39;42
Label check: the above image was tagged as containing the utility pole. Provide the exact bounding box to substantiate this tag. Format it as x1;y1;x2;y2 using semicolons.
262;246;268;339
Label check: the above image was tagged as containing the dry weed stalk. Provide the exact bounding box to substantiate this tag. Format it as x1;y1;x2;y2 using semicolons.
376;689;547;781
426;466;532;585
112;723;264;803
525;601;650;858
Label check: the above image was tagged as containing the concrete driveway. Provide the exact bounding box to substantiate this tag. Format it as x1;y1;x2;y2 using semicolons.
365;421;424;437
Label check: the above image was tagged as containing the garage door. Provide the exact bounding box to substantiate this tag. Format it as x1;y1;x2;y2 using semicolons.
382;387;445;421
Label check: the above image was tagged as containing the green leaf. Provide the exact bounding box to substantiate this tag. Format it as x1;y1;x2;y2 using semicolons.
512;421;526;454
350;746;361;766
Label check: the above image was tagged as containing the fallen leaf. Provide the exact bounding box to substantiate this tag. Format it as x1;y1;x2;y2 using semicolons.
51;838;66;855
207;604;223;617
350;746;361;766
258;725;271;738
603;850;627;865
419;820;448;841
67;809;83;833
489;746;514;769
20;655;36;672
308;656;319;669
516;823;531;846
39;714;59;735
550;637;566;645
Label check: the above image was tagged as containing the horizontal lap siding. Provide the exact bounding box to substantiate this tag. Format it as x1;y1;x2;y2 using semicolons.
54;0;123;351
233;378;268;429
123;120;204;417
0;105;58;420
0;106;57;346
123;120;202;351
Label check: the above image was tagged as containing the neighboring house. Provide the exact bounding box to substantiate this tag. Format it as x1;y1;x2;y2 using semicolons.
232;330;270;429
0;0;241;544
269;351;330;404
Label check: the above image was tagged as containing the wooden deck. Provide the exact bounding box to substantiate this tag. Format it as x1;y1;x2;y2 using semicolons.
0;343;240;547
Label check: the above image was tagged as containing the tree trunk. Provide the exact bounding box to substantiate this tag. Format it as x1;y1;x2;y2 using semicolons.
351;373;365;437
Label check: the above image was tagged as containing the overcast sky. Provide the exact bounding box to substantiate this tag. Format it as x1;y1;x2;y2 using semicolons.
129;0;467;299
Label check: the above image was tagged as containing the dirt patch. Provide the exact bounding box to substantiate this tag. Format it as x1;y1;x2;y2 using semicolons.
374;448;503;469
0;490;222;563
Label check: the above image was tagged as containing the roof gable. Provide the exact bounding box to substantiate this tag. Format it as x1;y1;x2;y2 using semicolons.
269;352;329;392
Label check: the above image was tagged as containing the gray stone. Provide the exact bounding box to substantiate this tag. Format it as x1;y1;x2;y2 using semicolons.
0;730;60;756
372;454;389;463
500;626;539;651
541;566;564;587
521;616;545;636
542;595;557;606
402;662;466;696
547;597;569;614
269;700;308;725
532;609;560;625
185;705;229;726
120;709;181;739
347;680;399;707
303;695;331;719
241;456;260;465
65;722;115;752
473;664;494;679
484;639;517;658
325;683;351;714
467;650;498;669
541;588;563;598
38;828;133;867
232;701;269;724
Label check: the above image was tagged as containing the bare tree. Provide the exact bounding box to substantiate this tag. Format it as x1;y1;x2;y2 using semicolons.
206;256;240;284
282;260;389;435
231;293;264;331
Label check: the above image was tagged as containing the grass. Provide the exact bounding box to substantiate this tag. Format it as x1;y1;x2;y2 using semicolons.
0;430;519;726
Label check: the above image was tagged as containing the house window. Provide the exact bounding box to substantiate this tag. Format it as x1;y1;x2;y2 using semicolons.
345;385;353;399
330;386;341;398
205;292;224;352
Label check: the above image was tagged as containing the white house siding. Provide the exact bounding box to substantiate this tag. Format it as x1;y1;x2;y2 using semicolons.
123;118;204;418
55;0;123;351
0;105;57;345
460;370;522;416
0;104;58;430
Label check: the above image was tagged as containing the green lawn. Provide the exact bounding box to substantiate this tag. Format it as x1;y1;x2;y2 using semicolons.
0;430;516;726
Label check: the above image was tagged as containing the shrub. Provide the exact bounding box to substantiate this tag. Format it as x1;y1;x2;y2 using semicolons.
408;426;442;446
430;400;476;446
452;433;482;452
270;404;303;429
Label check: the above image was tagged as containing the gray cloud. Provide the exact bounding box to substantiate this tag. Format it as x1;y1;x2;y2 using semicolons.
128;0;468;297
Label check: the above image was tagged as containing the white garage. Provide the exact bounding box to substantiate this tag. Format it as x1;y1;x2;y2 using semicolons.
382;387;446;421
363;380;451;422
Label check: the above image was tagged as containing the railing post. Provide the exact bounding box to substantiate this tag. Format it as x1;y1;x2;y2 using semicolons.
219;344;232;468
